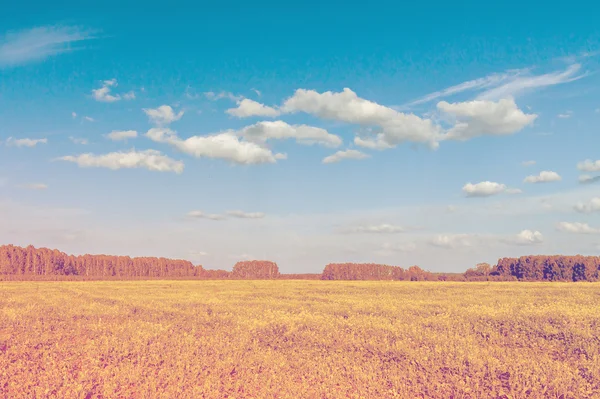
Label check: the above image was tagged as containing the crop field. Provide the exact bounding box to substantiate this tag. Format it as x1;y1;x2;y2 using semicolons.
1;281;599;399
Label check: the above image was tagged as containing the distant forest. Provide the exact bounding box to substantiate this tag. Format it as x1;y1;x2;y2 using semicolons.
1;244;599;282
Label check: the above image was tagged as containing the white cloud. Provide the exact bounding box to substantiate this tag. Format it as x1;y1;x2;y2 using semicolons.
204;91;243;102
226;210;265;219
83;116;95;122
105;130;138;141
147;128;285;165
405;69;526;106
574;197;600;214
557;111;573;119
123;91;136;100
342;224;405;234
430;234;473;249
69;137;88;145
57;149;184;174
556;222;600;234
522;160;536;166
477;63;586;100
579;175;600;184
5;137;47;147
505;188;523;195
240;121;342;148
92;79;121;102
143;105;184;126
19;183;48;190
71;112;77;119
462;181;507;197
186;211;225;220
438;98;537;141
322;149;370;164
523;171;562;183
282;88;443;149
0;25;94;67
189;250;208;257
577;159;600;172
226;99;281;118
509;230;544;245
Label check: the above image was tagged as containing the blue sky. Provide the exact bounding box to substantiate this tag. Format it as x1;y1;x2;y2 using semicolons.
1;1;600;272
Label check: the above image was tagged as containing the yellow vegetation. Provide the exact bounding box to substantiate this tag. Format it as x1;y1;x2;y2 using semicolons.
1;281;599;398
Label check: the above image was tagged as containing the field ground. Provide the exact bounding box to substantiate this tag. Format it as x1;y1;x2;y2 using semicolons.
1;281;599;399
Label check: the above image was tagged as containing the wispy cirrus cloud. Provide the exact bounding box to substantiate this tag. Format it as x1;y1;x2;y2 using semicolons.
404;63;587;106
0;25;95;68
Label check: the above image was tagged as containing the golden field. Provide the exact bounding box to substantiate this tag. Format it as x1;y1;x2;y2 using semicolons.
1;281;599;399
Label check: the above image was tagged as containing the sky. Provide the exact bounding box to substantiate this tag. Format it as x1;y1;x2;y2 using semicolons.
1;1;600;273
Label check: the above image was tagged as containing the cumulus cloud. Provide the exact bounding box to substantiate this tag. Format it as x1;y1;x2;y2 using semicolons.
57;149;184;173
577;159;600;172
281;88;443;149
226;99;281;118
123;91;136;100
341;224;405;234
523;171;561;184
92;79;121;102
146;128;285;165
240;121;341;148
105;130;137;141
508;230;544;245
5;137;47;147
556;222;600;234
462;181;507;197
438;98;537;141
143;105;184;126
429;234;473;249
322;149;370;164
0;25;94;67
574;197;600;214
226;210;265;219
186;211;225;220
19;183;48;190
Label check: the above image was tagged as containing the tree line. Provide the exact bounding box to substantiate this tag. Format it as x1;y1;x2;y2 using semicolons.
1;244;599;281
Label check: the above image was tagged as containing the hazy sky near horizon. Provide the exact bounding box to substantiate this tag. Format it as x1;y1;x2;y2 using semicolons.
1;1;600;273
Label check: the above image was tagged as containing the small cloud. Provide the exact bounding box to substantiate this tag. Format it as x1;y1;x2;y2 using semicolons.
556;222;600;234
226;210;265;219
189;250;208;257
522;160;536;166
574;197;600;214
462;181;506;197
523;171;561;184
579;174;600;184
19;183;48;190
123;91;135;100
578;159;600;172
186;211;225;220
446;205;457;213
204;91;243;102
105;130;137;141
57;149;184;173
430;234;473;249
341;224;405;234
322;149;370;164
507;229;543;245
71;112;77;119
143;105;184;126
91;78;120;102
83;116;95;122
226;99;280;118
557;111;573;119
252;88;261;97
69;136;88;145
505;188;523;195
5;137;47;147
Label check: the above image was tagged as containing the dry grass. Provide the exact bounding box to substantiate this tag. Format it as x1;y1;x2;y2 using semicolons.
1;281;599;398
